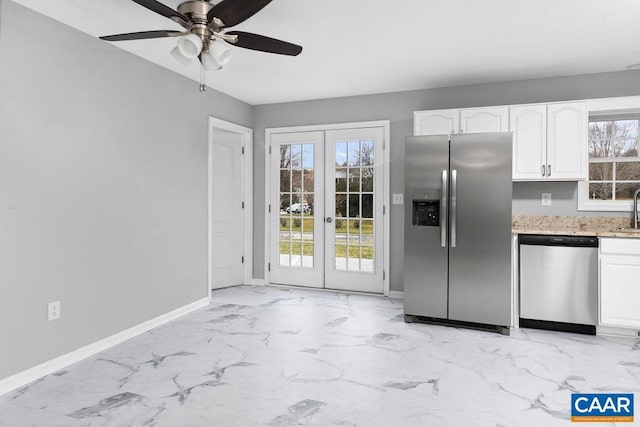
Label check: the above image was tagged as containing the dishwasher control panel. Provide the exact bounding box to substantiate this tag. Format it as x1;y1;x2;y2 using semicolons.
519;234;598;247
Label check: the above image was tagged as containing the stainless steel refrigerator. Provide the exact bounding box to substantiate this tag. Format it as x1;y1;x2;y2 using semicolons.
404;133;513;334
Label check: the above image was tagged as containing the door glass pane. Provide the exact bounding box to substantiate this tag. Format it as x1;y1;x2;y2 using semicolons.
280;145;291;168
348;168;360;192
280;170;290;192
302;193;313;215
279;240;291;266
361;168;374;191
280;193;291;213
291;170;302;192
335;168;347;192
291;144;302;169
348;141;360;166
333;139;375;273
362;194;374;218
304;169;314;192
302;243;314;267
335;244;346;269
360;141;374;166
336;142;347;167
348;194;360;218
302;144;314;168
361;243;374;273
335;196;347;218
278;143;314;269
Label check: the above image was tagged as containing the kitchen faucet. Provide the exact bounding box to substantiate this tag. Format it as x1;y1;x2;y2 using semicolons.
634;188;640;229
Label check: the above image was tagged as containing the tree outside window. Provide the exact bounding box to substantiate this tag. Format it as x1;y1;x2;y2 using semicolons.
588;118;640;201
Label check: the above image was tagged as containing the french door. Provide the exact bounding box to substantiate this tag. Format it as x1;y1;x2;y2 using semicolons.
269;127;384;293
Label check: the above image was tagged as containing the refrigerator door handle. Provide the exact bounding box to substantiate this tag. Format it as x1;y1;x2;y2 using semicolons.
451;169;457;248
441;170;448;248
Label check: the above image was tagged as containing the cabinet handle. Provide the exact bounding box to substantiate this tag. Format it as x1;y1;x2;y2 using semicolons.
541;165;546;177
547;164;551;177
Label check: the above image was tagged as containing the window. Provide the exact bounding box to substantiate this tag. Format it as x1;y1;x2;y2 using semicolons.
588;118;640;200
580;114;640;211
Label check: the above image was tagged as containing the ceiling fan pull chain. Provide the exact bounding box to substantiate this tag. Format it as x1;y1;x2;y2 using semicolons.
199;64;207;92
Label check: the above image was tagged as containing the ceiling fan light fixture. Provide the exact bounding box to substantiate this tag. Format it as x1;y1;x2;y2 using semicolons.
209;41;232;66
171;45;193;67
177;33;203;59
201;51;222;71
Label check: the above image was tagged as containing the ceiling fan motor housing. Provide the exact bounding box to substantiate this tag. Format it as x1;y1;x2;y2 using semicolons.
177;1;215;26
177;1;223;51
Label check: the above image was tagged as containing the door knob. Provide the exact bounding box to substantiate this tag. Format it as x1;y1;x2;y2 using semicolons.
326;217;333;223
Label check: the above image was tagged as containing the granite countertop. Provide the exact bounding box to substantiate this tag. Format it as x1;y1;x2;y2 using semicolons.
512;215;640;238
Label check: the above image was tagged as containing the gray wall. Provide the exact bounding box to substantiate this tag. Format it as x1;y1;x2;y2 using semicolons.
253;70;640;290
0;1;252;380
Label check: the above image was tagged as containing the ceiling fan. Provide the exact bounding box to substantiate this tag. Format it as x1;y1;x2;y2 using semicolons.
100;0;302;90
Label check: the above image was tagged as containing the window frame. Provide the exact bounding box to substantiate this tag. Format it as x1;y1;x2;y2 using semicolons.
578;97;640;212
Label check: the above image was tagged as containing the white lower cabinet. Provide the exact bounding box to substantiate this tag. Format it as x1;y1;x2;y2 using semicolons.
599;238;640;329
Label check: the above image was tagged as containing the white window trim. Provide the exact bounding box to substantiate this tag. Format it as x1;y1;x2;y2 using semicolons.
578;96;640;212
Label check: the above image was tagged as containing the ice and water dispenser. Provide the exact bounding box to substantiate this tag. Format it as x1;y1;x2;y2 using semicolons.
411;189;440;227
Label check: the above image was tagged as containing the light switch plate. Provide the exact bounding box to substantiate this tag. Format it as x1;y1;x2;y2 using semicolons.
392;194;404;205
541;193;552;206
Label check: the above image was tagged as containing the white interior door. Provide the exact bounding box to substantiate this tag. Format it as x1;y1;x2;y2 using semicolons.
210;128;244;289
268;127;384;294
269;131;325;288
324;128;384;293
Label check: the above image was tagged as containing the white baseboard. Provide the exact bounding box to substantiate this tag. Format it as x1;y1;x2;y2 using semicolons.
0;297;210;397
250;278;267;286
389;291;404;299
597;325;639;338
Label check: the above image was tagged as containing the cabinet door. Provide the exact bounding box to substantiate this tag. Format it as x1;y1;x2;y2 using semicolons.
510;105;547;180
460;107;509;133
546;102;587;180
600;255;640;328
414;109;459;136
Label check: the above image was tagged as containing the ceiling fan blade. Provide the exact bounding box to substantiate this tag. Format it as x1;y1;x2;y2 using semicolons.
209;0;272;28
100;30;184;42
226;31;302;56
131;0;190;26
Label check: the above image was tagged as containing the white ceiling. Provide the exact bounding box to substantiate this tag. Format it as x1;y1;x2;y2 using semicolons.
10;0;640;105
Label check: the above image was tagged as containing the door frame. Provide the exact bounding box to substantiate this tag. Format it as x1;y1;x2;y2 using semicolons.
208;116;253;300
264;120;391;296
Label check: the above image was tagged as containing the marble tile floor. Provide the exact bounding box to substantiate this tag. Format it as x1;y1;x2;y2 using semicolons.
1;285;639;426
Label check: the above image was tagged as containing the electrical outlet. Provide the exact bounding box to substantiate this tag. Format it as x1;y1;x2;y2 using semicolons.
392;193;404;205
48;301;61;321
541;193;552;206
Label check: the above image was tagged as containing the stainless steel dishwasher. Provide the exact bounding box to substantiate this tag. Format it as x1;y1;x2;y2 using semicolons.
519;234;598;335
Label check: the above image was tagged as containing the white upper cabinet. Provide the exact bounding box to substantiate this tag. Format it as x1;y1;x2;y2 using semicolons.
414;107;508;136
460;107;509;133
414;109;459;136
510;102;587;181
510;105;547;180
547;103;587;180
